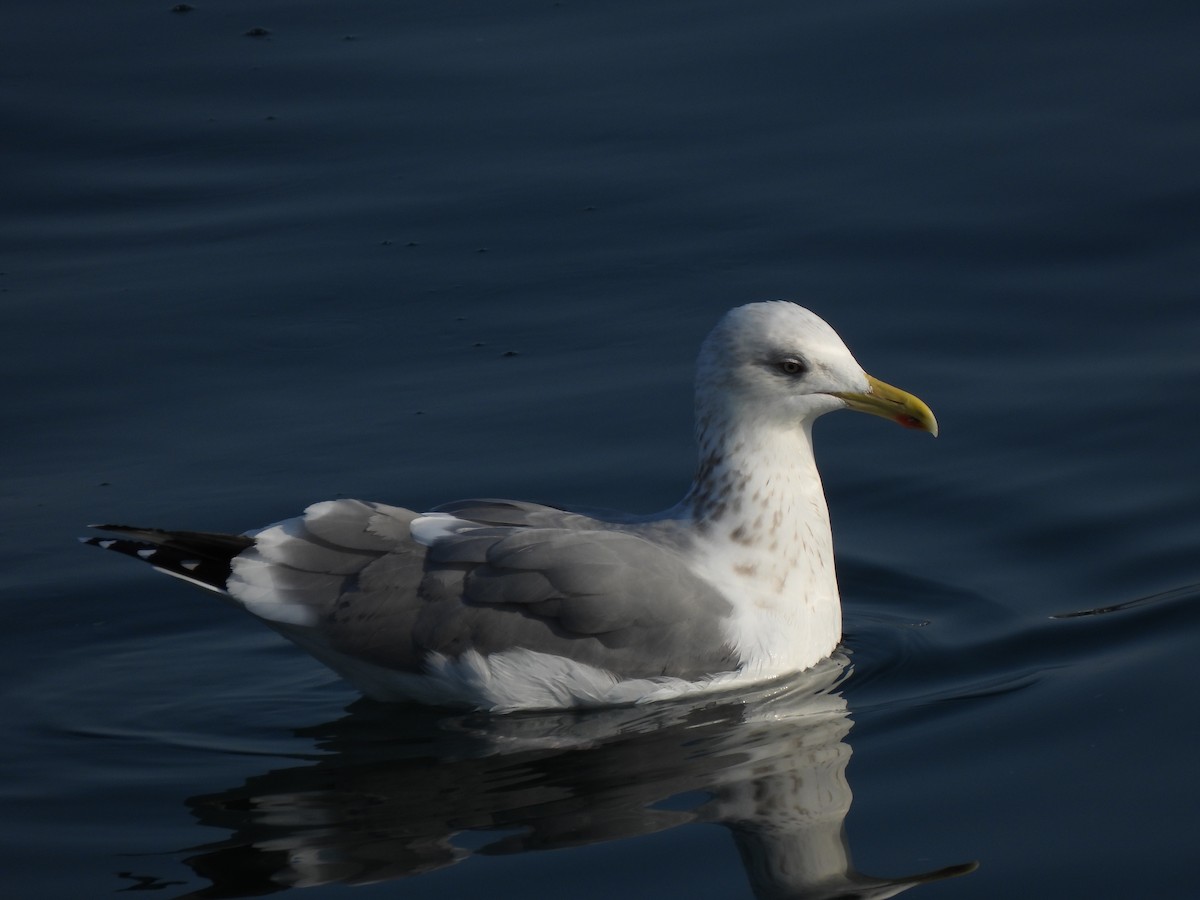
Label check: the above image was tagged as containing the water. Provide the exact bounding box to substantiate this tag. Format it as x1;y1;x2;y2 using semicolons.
3;0;1198;896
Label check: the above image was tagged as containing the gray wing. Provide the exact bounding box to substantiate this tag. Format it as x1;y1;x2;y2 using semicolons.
232;499;737;681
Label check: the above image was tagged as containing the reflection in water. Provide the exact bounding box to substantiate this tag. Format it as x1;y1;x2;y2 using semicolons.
175;657;974;899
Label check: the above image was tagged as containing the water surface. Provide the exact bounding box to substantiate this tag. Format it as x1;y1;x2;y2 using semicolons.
3;1;1198;897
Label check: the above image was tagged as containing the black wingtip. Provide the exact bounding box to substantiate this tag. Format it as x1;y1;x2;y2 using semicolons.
80;523;253;593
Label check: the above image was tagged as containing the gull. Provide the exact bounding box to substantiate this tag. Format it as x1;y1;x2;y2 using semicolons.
85;301;937;711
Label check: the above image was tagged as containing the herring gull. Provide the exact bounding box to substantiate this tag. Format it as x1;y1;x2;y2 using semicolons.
84;301;937;711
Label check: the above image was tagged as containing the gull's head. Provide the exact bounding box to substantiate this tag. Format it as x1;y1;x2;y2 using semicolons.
696;301;938;436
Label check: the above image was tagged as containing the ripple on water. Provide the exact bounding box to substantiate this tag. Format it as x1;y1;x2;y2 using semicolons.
841;558;1199;730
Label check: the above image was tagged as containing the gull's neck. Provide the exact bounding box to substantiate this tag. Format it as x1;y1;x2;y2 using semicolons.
680;408;841;675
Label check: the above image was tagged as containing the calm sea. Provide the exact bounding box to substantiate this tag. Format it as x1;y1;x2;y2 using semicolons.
3;0;1198;897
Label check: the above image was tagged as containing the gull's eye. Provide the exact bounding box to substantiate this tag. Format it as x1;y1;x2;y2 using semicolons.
777;358;807;376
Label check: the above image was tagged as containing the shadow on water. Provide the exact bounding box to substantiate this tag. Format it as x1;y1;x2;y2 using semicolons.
167;657;975;900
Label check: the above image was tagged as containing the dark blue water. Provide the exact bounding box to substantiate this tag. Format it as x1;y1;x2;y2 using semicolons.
4;0;1198;896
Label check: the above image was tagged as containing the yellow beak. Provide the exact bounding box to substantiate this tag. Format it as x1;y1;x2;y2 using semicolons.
833;374;939;436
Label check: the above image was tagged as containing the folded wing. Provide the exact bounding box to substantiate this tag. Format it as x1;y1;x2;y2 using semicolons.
192;498;737;681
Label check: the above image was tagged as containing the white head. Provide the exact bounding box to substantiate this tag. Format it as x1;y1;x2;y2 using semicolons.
695;301;938;438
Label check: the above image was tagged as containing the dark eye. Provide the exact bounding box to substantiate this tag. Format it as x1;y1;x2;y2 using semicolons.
777;358;807;376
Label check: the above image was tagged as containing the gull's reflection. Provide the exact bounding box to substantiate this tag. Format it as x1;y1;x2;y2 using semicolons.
178;656;975;899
